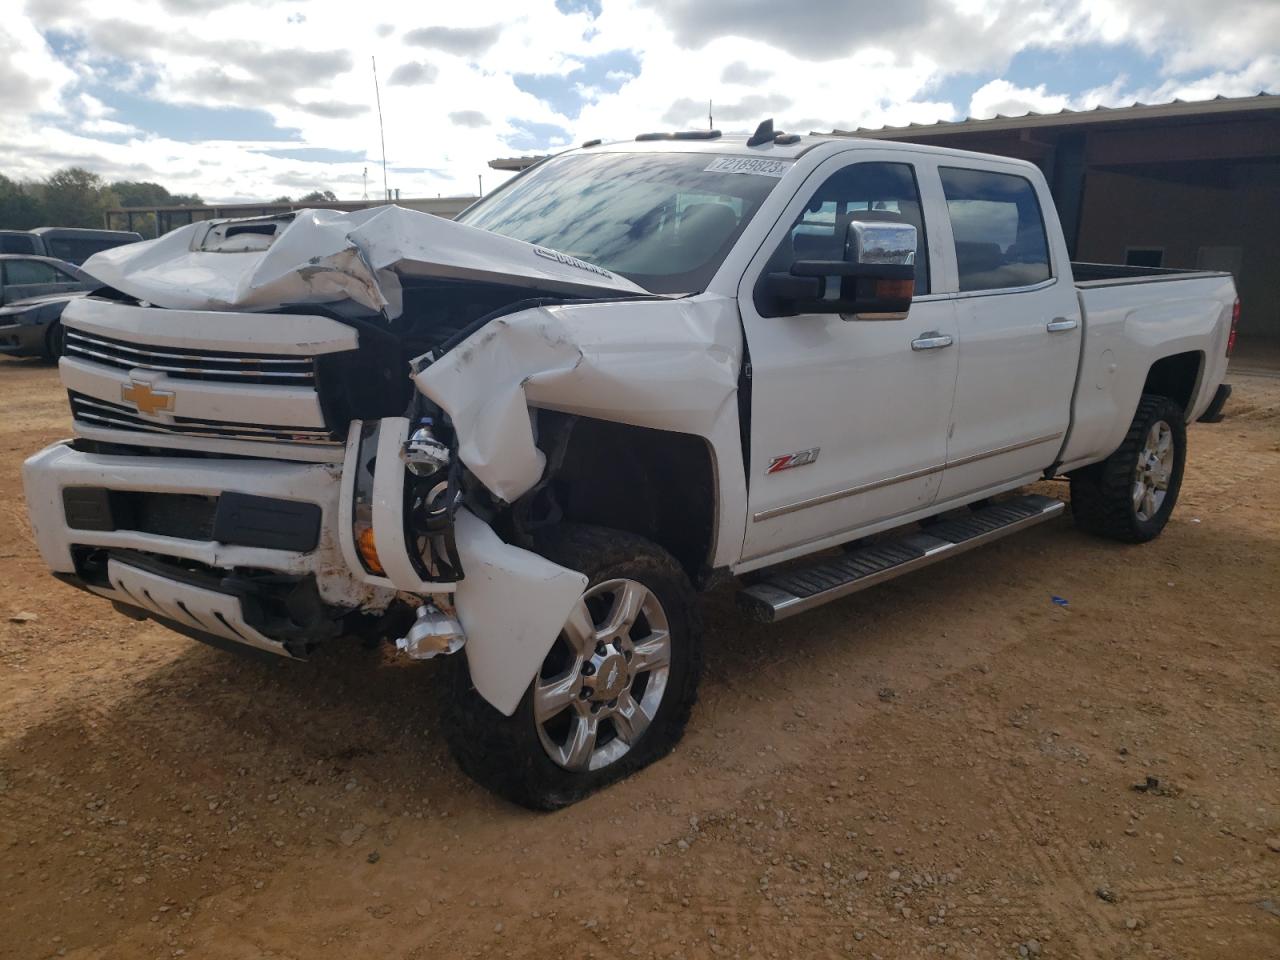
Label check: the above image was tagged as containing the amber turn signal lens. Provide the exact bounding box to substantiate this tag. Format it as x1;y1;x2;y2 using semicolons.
356;526;385;575
874;278;915;300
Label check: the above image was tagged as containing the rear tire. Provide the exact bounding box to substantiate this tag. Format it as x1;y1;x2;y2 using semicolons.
1069;394;1186;543
443;524;703;810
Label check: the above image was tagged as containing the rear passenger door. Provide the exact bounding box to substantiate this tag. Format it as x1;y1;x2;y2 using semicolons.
934;164;1081;502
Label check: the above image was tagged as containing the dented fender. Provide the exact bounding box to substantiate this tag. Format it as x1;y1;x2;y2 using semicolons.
348;420;587;715
413;293;748;567
452;509;588;715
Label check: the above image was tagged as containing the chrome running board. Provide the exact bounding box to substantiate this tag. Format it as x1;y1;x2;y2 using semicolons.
738;494;1065;623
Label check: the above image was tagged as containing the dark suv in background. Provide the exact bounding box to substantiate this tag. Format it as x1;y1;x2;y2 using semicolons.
0;227;142;265
0;255;97;359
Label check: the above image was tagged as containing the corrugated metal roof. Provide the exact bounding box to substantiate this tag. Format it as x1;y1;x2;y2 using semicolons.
828;91;1280;139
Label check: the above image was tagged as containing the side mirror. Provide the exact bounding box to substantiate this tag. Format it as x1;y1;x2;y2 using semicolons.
756;220;917;320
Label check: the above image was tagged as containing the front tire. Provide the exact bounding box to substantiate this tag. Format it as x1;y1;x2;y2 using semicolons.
42;320;65;361
1069;393;1187;543
443;524;703;810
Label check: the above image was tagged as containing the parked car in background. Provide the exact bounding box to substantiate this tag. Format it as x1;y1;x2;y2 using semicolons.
0;255;97;359
0;228;142;264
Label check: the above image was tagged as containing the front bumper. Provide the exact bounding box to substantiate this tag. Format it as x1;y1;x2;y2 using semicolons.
23;441;390;655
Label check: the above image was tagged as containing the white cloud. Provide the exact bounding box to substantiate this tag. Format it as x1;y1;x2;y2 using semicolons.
0;0;1275;204
1141;55;1280;102
80;117;141;136
969;79;1070;119
0;15;78;120
1079;0;1280;75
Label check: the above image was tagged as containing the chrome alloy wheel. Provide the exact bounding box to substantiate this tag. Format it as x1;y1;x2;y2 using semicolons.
533;578;672;772
1132;419;1174;522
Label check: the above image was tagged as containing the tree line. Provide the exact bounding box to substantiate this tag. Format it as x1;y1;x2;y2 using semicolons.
0;167;338;235
0;167;202;232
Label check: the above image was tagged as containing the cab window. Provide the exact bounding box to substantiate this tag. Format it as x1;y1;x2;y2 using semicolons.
3;259;60;286
769;161;930;295
939;167;1051;292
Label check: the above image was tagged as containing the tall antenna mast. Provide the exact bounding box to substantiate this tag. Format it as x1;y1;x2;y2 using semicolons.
372;56;389;201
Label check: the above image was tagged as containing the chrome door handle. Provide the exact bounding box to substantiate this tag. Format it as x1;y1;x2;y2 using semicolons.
1046;318;1078;333
911;332;953;351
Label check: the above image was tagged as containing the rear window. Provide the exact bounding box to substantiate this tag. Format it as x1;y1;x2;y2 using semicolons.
44;238;129;263
940;167;1051;292
0;234;38;254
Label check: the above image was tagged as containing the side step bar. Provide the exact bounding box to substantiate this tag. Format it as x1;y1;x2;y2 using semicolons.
739;494;1065;623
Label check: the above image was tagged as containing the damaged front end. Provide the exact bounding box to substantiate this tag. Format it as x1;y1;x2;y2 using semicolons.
41;203;737;717
342;410;587;714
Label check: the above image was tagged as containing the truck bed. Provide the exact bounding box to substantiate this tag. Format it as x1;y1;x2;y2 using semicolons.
1071;261;1231;287
1057;269;1235;473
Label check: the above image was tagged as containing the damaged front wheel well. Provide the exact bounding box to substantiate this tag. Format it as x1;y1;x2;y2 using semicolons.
518;414;717;587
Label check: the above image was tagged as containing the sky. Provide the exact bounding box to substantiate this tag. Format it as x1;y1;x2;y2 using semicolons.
2;0;1277;204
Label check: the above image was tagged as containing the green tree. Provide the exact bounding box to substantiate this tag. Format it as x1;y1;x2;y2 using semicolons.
40;167;118;228
299;189;338;203
108;181;205;236
110;180;203;208
0;174;44;230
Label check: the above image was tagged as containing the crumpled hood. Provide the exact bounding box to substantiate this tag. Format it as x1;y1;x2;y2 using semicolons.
82;205;648;318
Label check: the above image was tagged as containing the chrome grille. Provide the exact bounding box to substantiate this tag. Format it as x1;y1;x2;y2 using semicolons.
69;392;340;448
64;329;316;386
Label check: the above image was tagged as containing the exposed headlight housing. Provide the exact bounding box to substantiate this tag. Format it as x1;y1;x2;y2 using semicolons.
402;420;451;476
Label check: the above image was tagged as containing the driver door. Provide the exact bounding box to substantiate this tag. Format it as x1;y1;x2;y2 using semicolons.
737;153;958;564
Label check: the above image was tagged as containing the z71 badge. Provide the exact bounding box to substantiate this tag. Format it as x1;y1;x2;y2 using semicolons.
767;448;820;474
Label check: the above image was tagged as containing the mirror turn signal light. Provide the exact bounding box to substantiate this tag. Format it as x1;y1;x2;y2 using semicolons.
873;278;915;301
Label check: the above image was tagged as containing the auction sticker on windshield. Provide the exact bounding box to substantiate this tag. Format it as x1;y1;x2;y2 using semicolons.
703;157;792;178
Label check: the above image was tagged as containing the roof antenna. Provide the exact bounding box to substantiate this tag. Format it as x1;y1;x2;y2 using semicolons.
746;118;775;147
372;56;389;202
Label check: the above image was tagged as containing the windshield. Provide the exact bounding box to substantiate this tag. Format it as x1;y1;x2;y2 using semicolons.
458;152;787;294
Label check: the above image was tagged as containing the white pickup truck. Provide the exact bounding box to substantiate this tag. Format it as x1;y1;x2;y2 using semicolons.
23;125;1238;808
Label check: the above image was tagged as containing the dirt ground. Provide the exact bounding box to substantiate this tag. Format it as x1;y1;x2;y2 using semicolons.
1;356;1277;960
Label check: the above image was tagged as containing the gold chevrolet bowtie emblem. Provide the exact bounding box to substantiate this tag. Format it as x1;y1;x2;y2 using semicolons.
120;380;175;416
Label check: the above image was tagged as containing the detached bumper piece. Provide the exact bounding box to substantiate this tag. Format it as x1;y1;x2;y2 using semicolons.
97;556;287;656
1197;383;1231;423
739;494;1065;622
